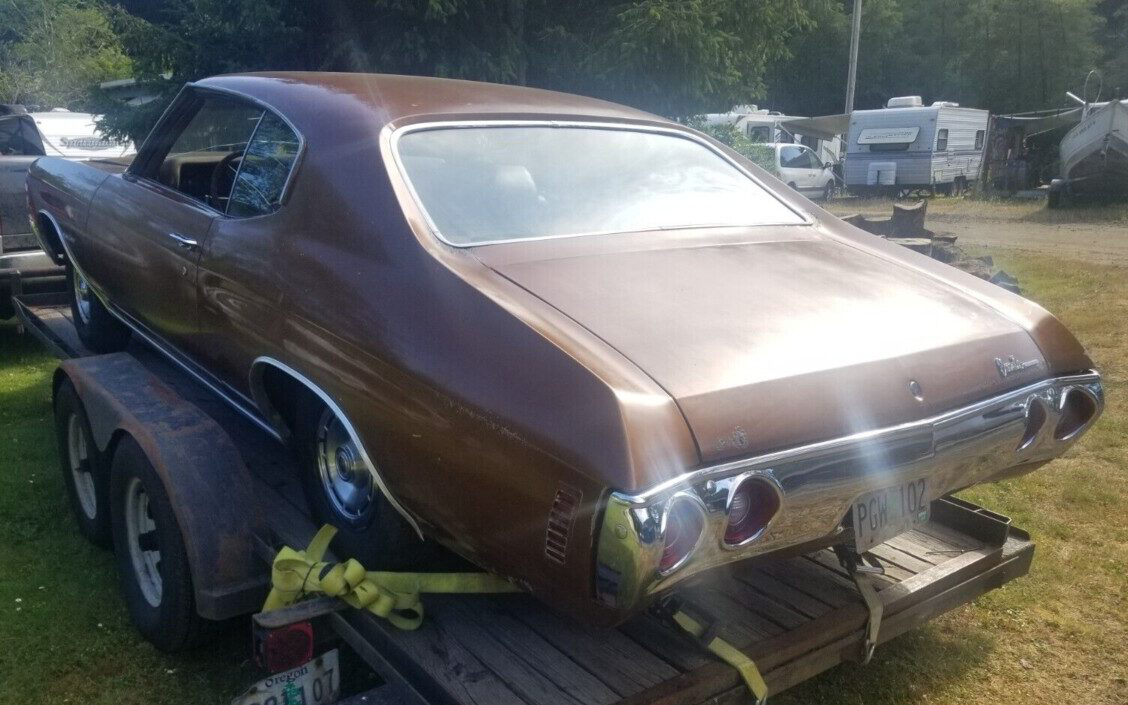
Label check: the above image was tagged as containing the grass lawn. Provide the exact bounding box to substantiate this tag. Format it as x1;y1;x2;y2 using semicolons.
831;193;1128;225
0;330;252;705
1;250;1125;704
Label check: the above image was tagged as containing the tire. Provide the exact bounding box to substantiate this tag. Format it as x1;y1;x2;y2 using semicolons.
69;262;130;353
110;436;217;651
293;396;423;570
1047;189;1061;209
821;181;834;201
54;380;112;547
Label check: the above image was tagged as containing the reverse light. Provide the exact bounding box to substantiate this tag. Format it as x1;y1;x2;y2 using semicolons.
659;496;705;574
724;478;780;545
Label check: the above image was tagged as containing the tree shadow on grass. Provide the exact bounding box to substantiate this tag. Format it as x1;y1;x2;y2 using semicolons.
774;620;996;705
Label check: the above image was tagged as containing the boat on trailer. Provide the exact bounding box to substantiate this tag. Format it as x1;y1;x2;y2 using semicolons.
1052;98;1128;205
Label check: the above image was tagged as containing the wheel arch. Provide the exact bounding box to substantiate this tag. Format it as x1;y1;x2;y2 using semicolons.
248;356;423;537
33;209;67;264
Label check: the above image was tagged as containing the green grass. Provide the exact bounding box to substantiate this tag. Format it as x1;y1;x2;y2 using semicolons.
0;327;253;705
830;194;1128;225
1;251;1125;704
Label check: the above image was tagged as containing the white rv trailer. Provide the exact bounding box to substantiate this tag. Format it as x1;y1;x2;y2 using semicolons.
844;96;989;195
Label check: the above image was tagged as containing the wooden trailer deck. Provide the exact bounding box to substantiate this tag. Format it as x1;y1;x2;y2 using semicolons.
15;293;1035;705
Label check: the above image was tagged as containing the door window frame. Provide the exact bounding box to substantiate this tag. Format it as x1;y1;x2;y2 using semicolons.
127;84;305;217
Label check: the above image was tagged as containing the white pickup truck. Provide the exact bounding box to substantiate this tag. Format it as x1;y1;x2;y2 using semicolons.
0;107;133;317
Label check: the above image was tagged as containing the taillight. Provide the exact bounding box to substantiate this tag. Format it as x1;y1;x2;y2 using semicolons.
1055;388;1097;441
659;497;704;574
724;478;780;545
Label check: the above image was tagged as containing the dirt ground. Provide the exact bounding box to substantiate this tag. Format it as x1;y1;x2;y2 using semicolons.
827;197;1128;265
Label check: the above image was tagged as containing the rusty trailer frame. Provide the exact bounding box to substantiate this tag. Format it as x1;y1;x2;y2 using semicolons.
15;291;1036;705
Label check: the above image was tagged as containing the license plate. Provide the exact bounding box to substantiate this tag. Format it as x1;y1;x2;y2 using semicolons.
232;649;340;705
852;478;930;553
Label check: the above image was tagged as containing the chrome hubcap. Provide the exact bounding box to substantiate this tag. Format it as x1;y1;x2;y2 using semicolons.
124;477;162;607
73;268;92;325
316;408;375;522
66;413;97;520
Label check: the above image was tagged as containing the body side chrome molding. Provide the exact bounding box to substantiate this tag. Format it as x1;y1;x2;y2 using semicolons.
106;304;282;441
249;356;424;538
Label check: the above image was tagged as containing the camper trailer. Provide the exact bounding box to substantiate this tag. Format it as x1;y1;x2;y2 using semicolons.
844;97;989;196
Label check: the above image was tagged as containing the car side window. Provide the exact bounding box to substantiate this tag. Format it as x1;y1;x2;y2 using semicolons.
974;129;985;150
936;128;949;151
147;95;264;210
780;145;806;168
227;112;300;217
800;147;821;169
0;116;44;156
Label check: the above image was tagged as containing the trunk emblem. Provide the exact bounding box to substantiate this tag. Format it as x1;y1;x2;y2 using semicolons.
908;380;924;401
995;356;1041;379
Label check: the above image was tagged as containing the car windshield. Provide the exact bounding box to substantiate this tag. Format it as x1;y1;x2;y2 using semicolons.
396;125;803;246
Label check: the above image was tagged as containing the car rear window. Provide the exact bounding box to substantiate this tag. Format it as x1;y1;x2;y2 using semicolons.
395;125;804;246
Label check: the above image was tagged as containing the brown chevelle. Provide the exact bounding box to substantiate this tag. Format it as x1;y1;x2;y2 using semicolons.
28;73;1102;626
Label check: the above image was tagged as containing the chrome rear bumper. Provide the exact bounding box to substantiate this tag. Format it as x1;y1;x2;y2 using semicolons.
595;371;1102;610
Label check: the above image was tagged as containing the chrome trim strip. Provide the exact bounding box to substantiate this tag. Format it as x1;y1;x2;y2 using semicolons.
249;356;424;538
107;306;282;441
0;250;48;261
384;119;812;249
620;370;1104;505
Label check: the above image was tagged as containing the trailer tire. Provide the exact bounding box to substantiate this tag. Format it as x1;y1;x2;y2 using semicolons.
68;262;130;353
54;379;111;548
110;436;217;651
293;397;423;570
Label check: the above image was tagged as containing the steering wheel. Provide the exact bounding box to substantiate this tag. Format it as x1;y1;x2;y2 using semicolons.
208;151;243;209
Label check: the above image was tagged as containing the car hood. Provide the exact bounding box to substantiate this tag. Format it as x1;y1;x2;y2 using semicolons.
478;231;1048;465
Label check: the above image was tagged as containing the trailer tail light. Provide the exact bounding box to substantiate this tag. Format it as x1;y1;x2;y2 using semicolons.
659;497;704;574
724;478;780;545
254;621;314;674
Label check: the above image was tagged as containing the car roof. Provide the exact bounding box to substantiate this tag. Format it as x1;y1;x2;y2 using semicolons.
193;72;664;133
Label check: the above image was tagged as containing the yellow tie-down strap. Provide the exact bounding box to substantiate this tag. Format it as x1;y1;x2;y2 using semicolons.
262;525;521;630
671;609;769;705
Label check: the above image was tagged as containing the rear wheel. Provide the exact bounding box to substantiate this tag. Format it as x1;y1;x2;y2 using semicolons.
69;263;130;353
54;380;111;547
110;436;217;651
295;400;422;569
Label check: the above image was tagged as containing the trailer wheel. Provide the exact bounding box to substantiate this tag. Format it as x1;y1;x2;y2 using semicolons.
68;263;130;353
54;379;111;548
294;400;422;570
110;436;216;651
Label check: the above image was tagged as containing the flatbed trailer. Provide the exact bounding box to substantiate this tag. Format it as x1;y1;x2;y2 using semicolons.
15;292;1036;705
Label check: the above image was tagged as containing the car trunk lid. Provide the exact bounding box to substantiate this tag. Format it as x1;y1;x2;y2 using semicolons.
478;232;1046;464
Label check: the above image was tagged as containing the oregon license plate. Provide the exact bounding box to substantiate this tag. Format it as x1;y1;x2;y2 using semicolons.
852;478;930;553
231;649;339;705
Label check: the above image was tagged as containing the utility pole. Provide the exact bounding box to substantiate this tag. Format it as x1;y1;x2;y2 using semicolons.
844;0;862;113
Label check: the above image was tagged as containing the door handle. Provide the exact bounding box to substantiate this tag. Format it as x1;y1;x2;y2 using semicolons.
166;232;199;251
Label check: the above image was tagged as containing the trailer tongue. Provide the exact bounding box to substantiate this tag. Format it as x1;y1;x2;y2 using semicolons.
15;291;1036;705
